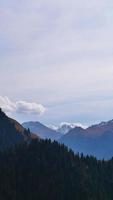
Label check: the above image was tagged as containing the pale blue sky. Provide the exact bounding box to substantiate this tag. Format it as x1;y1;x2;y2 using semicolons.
0;0;113;125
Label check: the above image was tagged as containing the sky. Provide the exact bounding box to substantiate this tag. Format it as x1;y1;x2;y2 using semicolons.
0;0;113;126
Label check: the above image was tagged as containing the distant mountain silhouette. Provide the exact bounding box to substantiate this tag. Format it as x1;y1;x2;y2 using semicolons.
60;120;113;159
22;121;62;141
0;108;38;149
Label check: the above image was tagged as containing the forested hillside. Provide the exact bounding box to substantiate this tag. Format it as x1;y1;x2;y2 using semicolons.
0;139;113;200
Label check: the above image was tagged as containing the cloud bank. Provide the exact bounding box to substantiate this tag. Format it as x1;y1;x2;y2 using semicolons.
0;96;46;115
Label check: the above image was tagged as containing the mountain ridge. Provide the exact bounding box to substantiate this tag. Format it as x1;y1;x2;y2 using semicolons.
22;121;62;141
60;119;113;159
0;108;38;149
48;122;87;134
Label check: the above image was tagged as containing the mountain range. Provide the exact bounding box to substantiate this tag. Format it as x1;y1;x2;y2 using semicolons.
1;108;113;159
1;109;113;198
22;119;113;159
60;120;113;159
22;121;62;141
48;122;86;134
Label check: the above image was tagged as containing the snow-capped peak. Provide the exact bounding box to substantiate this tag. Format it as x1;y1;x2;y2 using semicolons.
48;122;87;134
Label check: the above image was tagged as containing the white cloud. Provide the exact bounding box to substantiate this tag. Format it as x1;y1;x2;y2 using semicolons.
0;96;46;115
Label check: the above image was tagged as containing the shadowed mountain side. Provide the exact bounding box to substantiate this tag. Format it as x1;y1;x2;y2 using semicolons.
0;109;39;149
